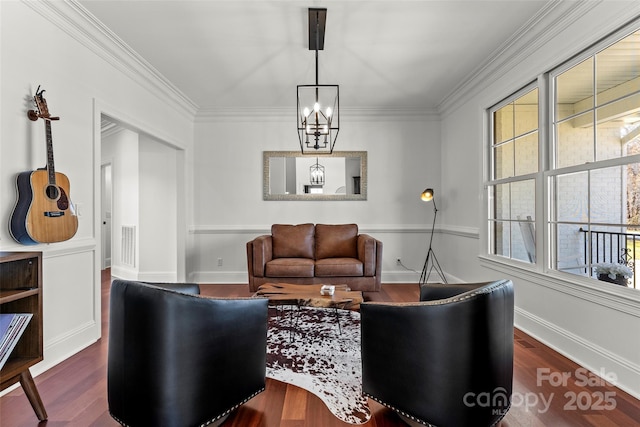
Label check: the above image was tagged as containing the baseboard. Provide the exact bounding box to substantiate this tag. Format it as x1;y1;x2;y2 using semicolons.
189;271;248;284
111;267;177;282
110;265;139;280
189;269;461;285
515;307;640;400
136;271;178;282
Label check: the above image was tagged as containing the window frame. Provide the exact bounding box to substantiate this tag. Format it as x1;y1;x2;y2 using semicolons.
485;19;640;286
487;82;542;266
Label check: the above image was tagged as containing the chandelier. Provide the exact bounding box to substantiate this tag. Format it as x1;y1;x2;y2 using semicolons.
310;158;325;185
297;8;340;154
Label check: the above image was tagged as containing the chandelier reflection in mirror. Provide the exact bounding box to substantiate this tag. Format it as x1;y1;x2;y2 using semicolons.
297;8;340;154
310;158;325;185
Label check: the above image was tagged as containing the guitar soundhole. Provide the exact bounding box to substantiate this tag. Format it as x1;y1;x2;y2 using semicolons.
45;184;60;201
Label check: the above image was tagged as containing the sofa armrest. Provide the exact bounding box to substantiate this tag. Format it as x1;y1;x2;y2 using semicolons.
358;234;381;277
248;235;272;278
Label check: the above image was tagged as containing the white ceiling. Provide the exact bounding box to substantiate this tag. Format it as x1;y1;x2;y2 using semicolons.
78;0;550;112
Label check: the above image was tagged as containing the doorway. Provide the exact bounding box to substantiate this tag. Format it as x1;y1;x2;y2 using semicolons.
99;112;185;281
101;163;112;269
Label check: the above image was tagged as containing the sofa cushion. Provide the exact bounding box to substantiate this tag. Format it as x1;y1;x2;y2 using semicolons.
315;258;363;277
265;258;315;277
272;223;315;259
315;224;358;259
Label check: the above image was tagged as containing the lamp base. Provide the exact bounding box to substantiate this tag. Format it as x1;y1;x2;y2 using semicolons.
419;247;447;284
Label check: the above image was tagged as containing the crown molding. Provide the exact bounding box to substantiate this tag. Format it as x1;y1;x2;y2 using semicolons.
438;0;640;116
195;106;440;123
23;0;199;119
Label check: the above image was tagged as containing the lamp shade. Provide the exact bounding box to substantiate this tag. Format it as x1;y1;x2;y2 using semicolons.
421;188;434;202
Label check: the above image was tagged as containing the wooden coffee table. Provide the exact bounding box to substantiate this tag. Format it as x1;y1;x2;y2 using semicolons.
256;282;363;310
256;283;363;337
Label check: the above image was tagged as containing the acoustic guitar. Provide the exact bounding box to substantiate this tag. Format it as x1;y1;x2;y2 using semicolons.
10;87;78;245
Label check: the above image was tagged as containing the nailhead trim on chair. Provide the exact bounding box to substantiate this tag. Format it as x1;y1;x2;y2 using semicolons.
110;387;265;427
363;393;511;427
363;393;434;426
364;279;511;308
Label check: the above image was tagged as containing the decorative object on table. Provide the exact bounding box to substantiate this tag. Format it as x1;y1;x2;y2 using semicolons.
320;284;335;295
297;8;340;154
593;262;632;286
266;306;370;424
10;86;78;245
419;188;447;284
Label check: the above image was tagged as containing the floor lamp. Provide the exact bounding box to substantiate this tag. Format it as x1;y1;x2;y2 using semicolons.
419;188;447;284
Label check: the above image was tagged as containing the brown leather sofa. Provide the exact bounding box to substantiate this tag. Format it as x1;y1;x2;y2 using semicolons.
246;223;382;292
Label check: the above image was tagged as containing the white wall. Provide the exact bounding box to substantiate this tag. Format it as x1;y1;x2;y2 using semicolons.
438;2;640;398
0;0;193;380
139;135;178;281
189;113;441;283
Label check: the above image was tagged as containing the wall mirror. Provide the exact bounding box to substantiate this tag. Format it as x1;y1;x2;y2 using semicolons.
263;151;367;201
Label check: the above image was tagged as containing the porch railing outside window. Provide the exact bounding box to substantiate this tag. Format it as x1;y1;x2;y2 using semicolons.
579;228;639;289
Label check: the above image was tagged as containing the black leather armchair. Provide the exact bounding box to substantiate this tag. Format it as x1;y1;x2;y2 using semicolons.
361;280;514;427
108;280;269;427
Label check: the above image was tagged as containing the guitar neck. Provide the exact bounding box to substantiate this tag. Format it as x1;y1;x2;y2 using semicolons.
45;119;56;185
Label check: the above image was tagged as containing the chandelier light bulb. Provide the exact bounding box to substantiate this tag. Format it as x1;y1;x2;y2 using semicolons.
313;102;320;112
303;107;310;117
326;107;332;117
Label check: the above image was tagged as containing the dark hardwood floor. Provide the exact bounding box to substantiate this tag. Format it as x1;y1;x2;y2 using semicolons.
1;270;638;426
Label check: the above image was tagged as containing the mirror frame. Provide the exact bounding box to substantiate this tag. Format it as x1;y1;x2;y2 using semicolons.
263;151;367;201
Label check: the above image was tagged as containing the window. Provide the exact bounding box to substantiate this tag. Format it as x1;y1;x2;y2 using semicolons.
487;24;640;289
488;87;539;263
549;29;640;288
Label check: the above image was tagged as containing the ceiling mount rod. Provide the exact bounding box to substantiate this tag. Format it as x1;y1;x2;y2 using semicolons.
309;8;326;86
308;8;326;51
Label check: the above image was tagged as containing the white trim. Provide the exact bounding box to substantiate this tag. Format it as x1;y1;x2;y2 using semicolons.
440;2;640;116
0;238;97;257
195;107;440;123
515;307;640;400
188;224;453;235
479;255;640;313
23;0;197;118
440;224;479;239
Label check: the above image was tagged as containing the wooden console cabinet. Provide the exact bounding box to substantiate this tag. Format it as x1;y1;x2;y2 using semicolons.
0;251;47;420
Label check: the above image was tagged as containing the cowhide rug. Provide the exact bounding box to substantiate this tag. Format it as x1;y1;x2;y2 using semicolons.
266;306;371;424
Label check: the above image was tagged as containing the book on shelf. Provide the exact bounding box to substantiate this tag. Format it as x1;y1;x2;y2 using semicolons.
0;313;33;370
